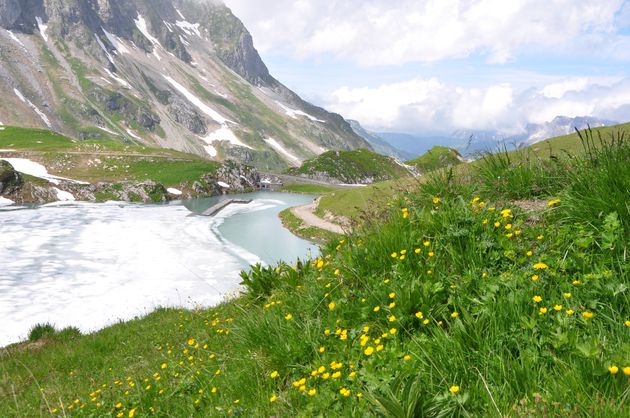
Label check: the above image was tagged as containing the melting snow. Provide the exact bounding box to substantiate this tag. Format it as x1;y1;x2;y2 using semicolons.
163;76;231;125
6;30;25;49
164;21;174;32
179;35;190;46
217;181;230;188
35;17;48;42
204;145;217;157
176;20;201;37
54;188;75;202
134;14;162;60
276;102;326;123
0;158;88;185
97;126;119;136
167;188;183;196
125;129;142;141
102;28;130;54
104;68;131;89
175;8;186;20
95;34;114;63
0;197;14;206
264;138;301;164
13;89;52;128
202;126;252;150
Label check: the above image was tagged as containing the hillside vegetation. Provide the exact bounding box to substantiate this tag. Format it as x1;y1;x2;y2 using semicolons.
286;148;412;184
406;146;463;173
1;128;628;416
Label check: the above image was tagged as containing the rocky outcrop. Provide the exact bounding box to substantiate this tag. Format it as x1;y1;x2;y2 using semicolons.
193;161;260;195
167;96;207;135
0;160;22;194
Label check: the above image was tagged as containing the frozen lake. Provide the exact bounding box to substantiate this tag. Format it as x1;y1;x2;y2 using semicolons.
0;192;317;346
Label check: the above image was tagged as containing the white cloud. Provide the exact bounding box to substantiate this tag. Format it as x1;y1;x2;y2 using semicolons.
326;76;630;133
224;0;627;66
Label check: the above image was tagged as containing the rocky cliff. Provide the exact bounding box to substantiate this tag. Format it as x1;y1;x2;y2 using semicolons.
0;0;369;171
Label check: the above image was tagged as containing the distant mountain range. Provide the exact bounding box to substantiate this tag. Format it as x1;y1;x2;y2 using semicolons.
367;116;618;159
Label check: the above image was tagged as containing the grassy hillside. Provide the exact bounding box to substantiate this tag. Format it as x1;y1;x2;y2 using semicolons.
406;146;463;173
0;126;219;186
286;149;411;184
1;128;628;416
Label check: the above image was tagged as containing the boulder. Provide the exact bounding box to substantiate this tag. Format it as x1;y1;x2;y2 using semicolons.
0;160;22;194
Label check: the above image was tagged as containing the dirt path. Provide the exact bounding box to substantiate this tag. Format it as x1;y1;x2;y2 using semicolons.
291;199;346;234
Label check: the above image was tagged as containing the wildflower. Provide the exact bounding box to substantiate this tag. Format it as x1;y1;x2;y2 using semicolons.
566;310;575;315
531;275;539;282
376;344;384;351
211;387;217;393
270;371;279;378
564;293;572;298
270;394;277;402
608;365;619;375
573;280;581;286
537;235;544;240
539;307;548;314
391;252;398;258
527;251;533;257
506;233;514;238
319;346;326;353
423;319;430;325
482;219;489;225
187;338;195;346
625;320;630;327
415;248;421;254
505;224;512;230
328;302;336;310
451;311;459;318
423;241;431;247
285;313;293;320
428;251;435;257
400;250;407;255
500;209;512;218
389;302;396;308
332;371;341;379
449;386;460;394
547;198;561;206
324;328;331;335
116;403;122;409
389;292;396;299
532;295;542;303
322;372;330;379
553;305;563;311
624;367;630;376
404;354;412;361
129;409;137;418
533;262;549;270
388;315;396;322
363;326;370;333
582;311;594;319
364;346;374;356
415;311;423;319
389;328;397;335
340;388;351;397
308;388;317;396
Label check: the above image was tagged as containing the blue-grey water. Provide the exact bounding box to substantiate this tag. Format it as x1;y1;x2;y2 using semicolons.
0;191;317;346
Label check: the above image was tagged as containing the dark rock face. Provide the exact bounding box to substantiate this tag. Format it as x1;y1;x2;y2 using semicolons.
89;87;161;131
0;160;22;194
218;31;273;87
167;96;207;135
0;0;45;32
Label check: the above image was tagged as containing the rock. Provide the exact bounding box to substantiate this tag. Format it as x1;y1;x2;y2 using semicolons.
167;96;207;135
0;160;22;194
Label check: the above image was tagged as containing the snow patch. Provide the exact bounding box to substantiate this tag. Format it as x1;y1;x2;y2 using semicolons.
176;20;201;37
54;188;75;202
175;8;186;20
202;126;252;150
164;76;231;125
264;138;301;164
97;126;119;136
0;197;14;206
204;145;217;157
134;14;162;60
104;68;131;89
179;35;190;46
276;102;326;123
125;129;142;141
217;181;231;188
35;17;48;42
0;158;87;185
13;89;51;128
167;188;183;196
102;28;130;54
164;21;174;32
95;34;114;63
6;30;25;49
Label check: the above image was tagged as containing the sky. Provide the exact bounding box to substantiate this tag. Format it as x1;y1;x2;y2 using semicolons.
222;0;630;135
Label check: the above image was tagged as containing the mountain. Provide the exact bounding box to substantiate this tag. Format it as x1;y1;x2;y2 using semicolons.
285;148;413;185
347;120;413;160
0;0;368;171
377;132;457;158
406;146;464;173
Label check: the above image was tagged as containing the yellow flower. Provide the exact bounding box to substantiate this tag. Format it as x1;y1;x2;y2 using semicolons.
389;292;396;299
553;305;563;311
582;311;594;319
389;302;396;308
160;363;167;369
539;307;548;314
270;371;279;378
423;319;430;325
608;365;619;375
403;354;412;361
308;388;317;396
391;252;398;258
623;366;630;376
389;328;397;335
494;222;501;228
526;251;533;257
573;280;581;286
399;255;405;261
531;275;539;281
373;306;380;312
332;371;341;379
449;386;460;394
364;346;374;356
129;409;136;418
319;346;326;353
211;387;217;393
328;302;336;310
547;198;561;206
376;344;384;352
400;250;407;255
388;315;396;322
415;311;423;319
415;248;421;254
340;388;351;397
505;224;512;230
625;320;630;327
566;309;575;315
285;313;293;320
482;219;489;225
564;293;572;298
532;295;542;303
533;262;549;270
451;311;459;318
433;197;440;204
187;338;195;346
270;394;277;402
423;241;431;247
115;402;122;409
